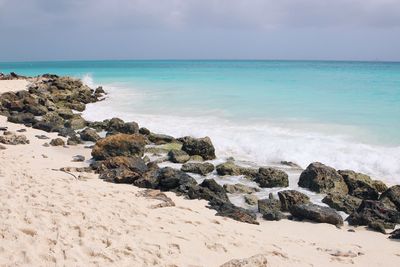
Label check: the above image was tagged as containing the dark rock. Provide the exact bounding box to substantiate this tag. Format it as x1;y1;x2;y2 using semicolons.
215;202;259;225
188;179;229;205
339;170;379;200
57;108;74;119
258;198;281;215
277;190;310;212
0;133;29;145
389;229;400;239
72;155;85;162
91;133;146;160
7;113;36;124
106;117;139;134
255;167;289;188
216;161;258;178
99;167;140;184
223;183;260;194
347;200;400;228
289;203;344;226
379;185;400;211
368;221;386;234
180;136;216;160
95;86;105;95
57;127;77;138
322;193;362;214
79;128;101;142
67;135;83;145
102;156;148;172
181;162;215;175
263;210;286;221
157;167;197;194
50;138;65;146
168;149;190;163
65;115;87;130
148;133;176;144
298;162;348;195
133;162;160;189
139;127;150;135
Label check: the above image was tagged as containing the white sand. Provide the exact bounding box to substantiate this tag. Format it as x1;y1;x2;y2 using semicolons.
0;80;29;93
0;80;399;267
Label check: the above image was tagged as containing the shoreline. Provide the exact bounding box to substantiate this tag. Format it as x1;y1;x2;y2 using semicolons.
0;74;399;266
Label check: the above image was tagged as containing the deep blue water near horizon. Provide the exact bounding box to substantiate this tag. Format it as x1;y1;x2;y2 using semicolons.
1;60;400;182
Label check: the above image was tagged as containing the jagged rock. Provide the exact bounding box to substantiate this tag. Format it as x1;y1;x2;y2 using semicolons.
106;117;139;134
181;162;215;175
298;162;348;195
216;161;258;178
289;203;344;226
258;198;281;215
157;167;197;194
79;128;101;142
244;194;258;205
219;254;268;267
188;179;230;205
168;149;190;163
389;229;400;239
0;133;29;145
277;190;310;211
148;133;176;144
65;115;87;130
50;138;65;146
255;167;289;188
133;162;160;189
372;180;388;193
101;156;148;172
223;183;260;194
91;133;146;160
99;157;148;184
180;136;216;160
379;185;400;211
215;202;259;225
322;193;362;214
347;200;400;228
338;170;379;200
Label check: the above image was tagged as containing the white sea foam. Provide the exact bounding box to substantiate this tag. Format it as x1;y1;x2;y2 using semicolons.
82;77;400;185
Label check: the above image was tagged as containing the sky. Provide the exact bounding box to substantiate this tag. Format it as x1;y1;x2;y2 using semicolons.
0;0;399;61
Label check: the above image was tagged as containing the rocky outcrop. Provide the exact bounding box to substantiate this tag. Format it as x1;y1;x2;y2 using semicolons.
255;167;289;188
379;185;400;211
289;203;344;226
223;183;260;194
298;162;348;195
180;136;216;160
277;190;310;211
338;170;380;200
181;162;214;175
322;193;362;214
79;128;101;142
106;118;139;135
91;134;146;160
216;161;258;178
347;200;400;232
168;149;190;163
157;167;197;194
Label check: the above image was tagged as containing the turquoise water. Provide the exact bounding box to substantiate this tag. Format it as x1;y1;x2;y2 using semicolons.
1;60;400;181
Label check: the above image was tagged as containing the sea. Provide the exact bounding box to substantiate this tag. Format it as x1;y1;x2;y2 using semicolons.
1;60;399;188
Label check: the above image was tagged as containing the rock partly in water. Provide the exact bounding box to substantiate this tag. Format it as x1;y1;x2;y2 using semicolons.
216;161;258;178
298;162;348;195
255;167;289;188
339;170;380;200
322;193;362;214
379;185;400;211
148;133;176;145
168;149;190;163
106;118;139;135
277;190;310;212
181;162;215;175
180;136;216;160
244;194;258;205
91;134;146;160
223;183;260;194
289;203;344;226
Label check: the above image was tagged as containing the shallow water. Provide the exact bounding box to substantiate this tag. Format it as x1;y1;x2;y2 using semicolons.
1;60;400;183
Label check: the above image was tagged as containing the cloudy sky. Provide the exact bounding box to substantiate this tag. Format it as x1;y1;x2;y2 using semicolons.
0;0;399;61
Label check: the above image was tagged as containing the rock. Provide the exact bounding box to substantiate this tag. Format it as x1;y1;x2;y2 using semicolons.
67;135;83;145
106;117;139;134
263;211;286;221
157;167;197;194
50;138;65;146
255;167;289;188
102;156;148;172
219;254;268;267
132;162;160;189
57;108;74;119
25;104;47;116
95;86;105;95
35;135;50;140
72;155;85;162
7;113;36;124
180;136;216;160
168;149;190;163
298;162;348;195
57;127;76;138
0;133;29;145
368;221;386;234
41;111;65;129
322;193;362;214
79;128;101;142
258;198;281;215
244;194;258;205
280;161;302;169
99;167;140;184
347;200;400;228
189;155;204;161
181;162;215;175
277;190;310;212
372;180;388;193
91;133;146;160
389;229;400;239
216;161;258;178
379;185;400;211
338;170;379;200
215;202;259;225
188;179;230;205
223;183;260;194
139;127;150;135
148;133;176;144
65;115;87;130
289;203;344;226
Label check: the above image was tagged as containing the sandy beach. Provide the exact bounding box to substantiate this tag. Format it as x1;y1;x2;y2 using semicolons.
0;79;399;266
